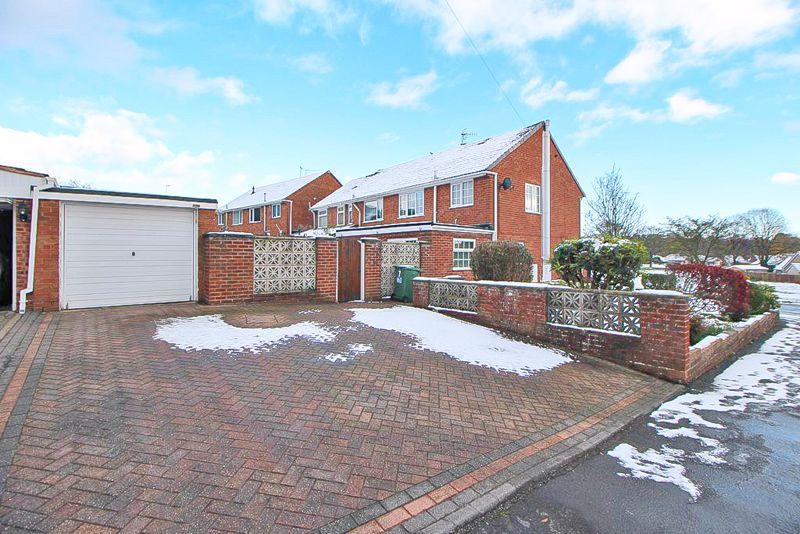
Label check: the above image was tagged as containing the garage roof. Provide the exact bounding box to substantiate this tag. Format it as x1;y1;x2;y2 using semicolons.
44;186;217;204
223;171;330;211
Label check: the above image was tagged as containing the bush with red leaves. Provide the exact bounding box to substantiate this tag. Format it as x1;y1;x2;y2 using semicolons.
668;263;751;320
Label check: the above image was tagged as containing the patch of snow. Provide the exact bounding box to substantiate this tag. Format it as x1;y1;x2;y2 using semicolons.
298;309;321;315
348;306;570;376
323;343;373;363
608;444;700;500
154;314;335;353
766;282;800;305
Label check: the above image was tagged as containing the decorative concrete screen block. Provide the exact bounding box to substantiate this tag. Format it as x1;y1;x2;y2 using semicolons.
429;281;478;312
547;289;641;336
381;242;421;297
254;237;316;294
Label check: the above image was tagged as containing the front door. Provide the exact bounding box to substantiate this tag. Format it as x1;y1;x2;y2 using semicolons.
338;238;361;302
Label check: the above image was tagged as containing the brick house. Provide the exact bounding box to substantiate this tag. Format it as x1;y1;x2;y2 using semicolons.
219;171;341;236
311;121;583;279
0;164;217;312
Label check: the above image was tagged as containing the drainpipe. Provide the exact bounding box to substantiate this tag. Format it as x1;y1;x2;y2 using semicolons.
488;172;499;241
432;185;437;224
541;120;552;281
286;200;293;235
19;185;40;313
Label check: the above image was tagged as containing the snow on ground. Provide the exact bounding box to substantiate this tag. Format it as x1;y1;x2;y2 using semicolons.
298;309;321;315
348;306;570;376
323;343;373;363
608;282;800;500
154;314;335;353
766;281;800;303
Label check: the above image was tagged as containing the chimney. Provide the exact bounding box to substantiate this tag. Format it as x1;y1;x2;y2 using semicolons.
251;186;255;194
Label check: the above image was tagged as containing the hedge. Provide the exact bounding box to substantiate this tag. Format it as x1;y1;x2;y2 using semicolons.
552;237;648;290
471;241;534;282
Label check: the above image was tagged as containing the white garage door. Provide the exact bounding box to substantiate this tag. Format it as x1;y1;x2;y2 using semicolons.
62;202;196;309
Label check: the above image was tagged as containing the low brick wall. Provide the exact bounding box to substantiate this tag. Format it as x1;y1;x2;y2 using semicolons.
746;272;800;284
200;232;255;304
687;311;780;379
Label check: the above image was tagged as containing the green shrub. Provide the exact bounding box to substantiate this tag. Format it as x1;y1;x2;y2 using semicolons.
552;237;648;290
642;272;677;290
471;241;534;282
690;316;725;345
749;282;779;315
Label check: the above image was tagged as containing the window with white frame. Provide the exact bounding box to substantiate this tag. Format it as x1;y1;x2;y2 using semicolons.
399;190;424;218
232;210;243;225
337;205;345;226
271;204;281;218
347;204;353;225
453;239;476;270
249;206;262;223
217;211;225;226
450;179;474;207
317;210;328;228
364;198;383;222
525;183;541;214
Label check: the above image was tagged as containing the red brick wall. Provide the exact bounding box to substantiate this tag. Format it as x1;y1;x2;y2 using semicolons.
362;238;382;301
315;238;338;302
413;279;699;383
197;208;218;303
221;206;267;235
288;171;341;233
200;233;255;304
14;199;60;312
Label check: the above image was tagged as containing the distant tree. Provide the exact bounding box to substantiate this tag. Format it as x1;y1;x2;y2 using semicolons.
586;167;645;238
63;179;93;189
635;226;668;267
664;215;732;264
739;209;788;267
724;215;752;264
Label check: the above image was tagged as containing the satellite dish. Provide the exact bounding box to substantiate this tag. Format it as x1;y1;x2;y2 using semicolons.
501;177;512;190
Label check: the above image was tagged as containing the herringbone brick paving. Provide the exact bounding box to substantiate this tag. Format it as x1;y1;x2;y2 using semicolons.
0;302;660;532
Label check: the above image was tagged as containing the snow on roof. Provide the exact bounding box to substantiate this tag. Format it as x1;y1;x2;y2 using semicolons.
313;123;543;209
223;171;328;211
775;252;799;273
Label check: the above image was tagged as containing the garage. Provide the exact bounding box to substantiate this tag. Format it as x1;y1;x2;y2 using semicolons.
61;202;198;309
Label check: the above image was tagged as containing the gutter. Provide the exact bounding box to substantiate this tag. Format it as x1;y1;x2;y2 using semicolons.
19;185;40;313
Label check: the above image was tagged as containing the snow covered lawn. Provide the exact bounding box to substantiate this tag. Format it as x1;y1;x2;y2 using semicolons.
349;306;571;376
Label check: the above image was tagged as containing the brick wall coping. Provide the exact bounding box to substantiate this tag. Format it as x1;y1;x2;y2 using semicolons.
204;231;254;238
413;277;685;298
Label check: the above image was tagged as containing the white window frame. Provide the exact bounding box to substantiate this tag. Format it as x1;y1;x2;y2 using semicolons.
399;190;424;218
249;206;262;223
364;198;383;222
271;203;281;219
217;211;225;226
450;179;474;208
317;210;328;229
337;205;345;226
232;210;243;226
453;238;476;270
525;183;541;214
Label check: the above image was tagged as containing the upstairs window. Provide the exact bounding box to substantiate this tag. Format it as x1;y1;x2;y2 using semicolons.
337;205;345;226
217;212;225;226
317;210;328;228
399;190;424;218
249;207;262;223
364;198;383;222
271;204;281;218
450;179;474;207
232;210;243;225
453;239;476;270
525;183;541;214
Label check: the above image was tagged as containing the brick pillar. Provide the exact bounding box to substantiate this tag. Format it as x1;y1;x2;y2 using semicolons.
361;238;382;301
315;237;337;302
637;293;691;382
412;279;429;308
200;232;254;304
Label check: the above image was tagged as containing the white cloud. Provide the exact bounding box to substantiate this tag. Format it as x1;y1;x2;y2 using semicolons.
367;70;439;109
152;67;259;105
252;0;356;33
756;50;800;71
771;172;798;184
378;132;400;142
666;90;730;123
520;77;597;108
605;39;671;84
713;68;745;87
0;108;217;197
291;53;334;74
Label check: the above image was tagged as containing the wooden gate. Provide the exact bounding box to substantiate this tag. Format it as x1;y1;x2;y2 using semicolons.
338;238;361;302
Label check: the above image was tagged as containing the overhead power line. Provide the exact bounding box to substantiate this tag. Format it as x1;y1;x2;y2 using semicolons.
441;0;527;126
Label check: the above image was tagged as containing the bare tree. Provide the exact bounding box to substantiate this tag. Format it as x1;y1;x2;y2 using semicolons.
586;167;645;238
739;208;788;266
664;215;732;264
724;215;752;264
63;179;93;189
635;225;668;267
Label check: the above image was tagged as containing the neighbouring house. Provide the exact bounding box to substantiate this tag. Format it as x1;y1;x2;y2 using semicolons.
0;164;218;312
219;171;341;236
774;252;800;275
311;121;584;280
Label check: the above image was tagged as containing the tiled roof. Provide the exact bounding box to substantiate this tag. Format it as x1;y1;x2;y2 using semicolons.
223;171;328;211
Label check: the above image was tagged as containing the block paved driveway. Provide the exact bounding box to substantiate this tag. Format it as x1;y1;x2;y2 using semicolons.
0;302;668;533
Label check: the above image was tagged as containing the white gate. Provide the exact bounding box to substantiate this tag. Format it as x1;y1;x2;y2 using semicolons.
254;237;316;294
380;242;421;297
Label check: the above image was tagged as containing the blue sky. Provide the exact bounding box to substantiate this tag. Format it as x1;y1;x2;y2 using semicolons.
1;0;798;232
